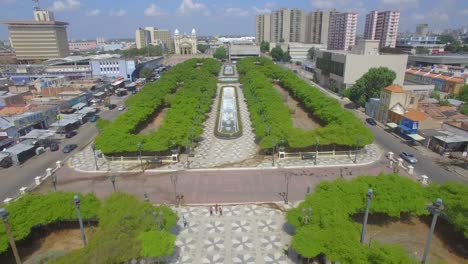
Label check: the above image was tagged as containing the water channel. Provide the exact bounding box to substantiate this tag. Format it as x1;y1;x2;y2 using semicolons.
217;86;239;136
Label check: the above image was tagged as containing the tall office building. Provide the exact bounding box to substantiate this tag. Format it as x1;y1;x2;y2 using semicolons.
364;10;400;48
1;7;69;61
305;10;336;46
269;8;306;43
255;13;271;43
327;12;358;50
416;24;428;36
152;29;172;52
135;28;151;49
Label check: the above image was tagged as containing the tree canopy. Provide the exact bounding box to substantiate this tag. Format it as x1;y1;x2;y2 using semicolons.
307;48;315;59
118;45;163;58
347;67;397;107
139;68;153;79
270;46;284;61
213;46;227;60
260;41;270;53
438;34;456;44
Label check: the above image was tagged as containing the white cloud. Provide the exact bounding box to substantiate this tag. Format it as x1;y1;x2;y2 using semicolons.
85;9;101;16
144;4;167;16
460;9;468;15
177;0;209;15
49;0;80;12
109;9;126;17
224;7;248;17
381;0;417;4
252;6;271;14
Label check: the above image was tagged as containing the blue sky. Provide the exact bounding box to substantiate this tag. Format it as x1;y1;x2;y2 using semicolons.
0;0;467;40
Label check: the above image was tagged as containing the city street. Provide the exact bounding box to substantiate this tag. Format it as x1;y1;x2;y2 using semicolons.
0;95;126;201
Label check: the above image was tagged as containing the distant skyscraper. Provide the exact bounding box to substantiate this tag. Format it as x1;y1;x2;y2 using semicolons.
416;24;428;36
327;12;358;50
305;10;336;46
255;13;271;43
364;10;400;48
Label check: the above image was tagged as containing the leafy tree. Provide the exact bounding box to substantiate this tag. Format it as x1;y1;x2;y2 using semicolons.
282;51;291;62
460;104;468;114
348;67;397;107
439;99;450;106
260;41;270;53
197;44;209;53
430;91;441;100
415;47;430;54
438;34;456;44
445;41;462;53
307;47;315;59
213;46;227;60
138;230;176;258
458;84;468;102
270;47;284;61
139;68;153;80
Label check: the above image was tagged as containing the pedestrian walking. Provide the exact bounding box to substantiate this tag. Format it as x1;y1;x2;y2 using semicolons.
209;206;214;216
215;204;219;214
219;207;222;216
182;215;187;228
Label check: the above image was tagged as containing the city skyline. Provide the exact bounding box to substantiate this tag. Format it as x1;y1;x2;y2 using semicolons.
0;0;467;40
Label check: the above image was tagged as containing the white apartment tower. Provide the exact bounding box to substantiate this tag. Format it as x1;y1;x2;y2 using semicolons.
269;8;306;43
327;12;358;50
255;14;271;43
364;10;400;48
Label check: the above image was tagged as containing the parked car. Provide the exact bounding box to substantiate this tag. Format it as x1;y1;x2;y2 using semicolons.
118;105;126;111
366;118;377;126
50;143;59;152
400;151;418;164
65;131;77;138
88;115;98;122
108;104;117;110
63;144;78;153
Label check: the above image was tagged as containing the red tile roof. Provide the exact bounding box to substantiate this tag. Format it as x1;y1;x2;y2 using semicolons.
384;84;405;93
404;110;428;121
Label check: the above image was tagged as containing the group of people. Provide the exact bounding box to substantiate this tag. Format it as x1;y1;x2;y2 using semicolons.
209;204;223;216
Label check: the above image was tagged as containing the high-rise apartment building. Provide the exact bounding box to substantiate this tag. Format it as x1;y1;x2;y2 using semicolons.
255;14;270;43
135;28;151;49
416;24;428;36
1;8;69;61
364;10;400;48
135;27;172;52
327;12;358;50
269;8;306;43
305;10;335;46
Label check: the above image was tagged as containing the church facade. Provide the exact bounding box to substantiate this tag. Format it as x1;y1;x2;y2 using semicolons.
174;28;197;55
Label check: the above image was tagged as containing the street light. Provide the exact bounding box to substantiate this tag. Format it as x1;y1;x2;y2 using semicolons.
170;173;178;206
315;137;319;165
91;143;99;170
152;211;164;230
137;142;143;171
354;137;361;164
51;174;57;191
271;138;277;167
0;208;21;264
301;207;312;225
73;195;87;246
360;188;373;244
421;198;444;264
108;175;116;192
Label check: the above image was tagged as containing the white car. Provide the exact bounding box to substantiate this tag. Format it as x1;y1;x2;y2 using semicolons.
118;105;126;111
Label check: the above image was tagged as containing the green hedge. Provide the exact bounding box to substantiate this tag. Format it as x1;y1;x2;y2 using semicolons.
237;58;374;148
0;192;100;254
95;58;220;155
287;174;468;263
51;193;177;264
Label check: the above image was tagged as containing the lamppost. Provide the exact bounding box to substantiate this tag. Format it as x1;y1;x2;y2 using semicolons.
185;140;191;169
108;175;116;192
51;174;57;191
360;188;373;244
0;208;21;264
170;173;178;205
301;207;312;225
315;137;319;165
73;195;87;246
271;138;277;167
137;142;143;171
152;211;164;230
421;198;444;264
354;137;361;164
91;143;99;170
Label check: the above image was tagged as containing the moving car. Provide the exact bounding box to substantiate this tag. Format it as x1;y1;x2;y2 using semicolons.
63;144;78;153
400;152;418;164
366;118;377;126
118;105;126;111
65;131;77;138
49;143;59;152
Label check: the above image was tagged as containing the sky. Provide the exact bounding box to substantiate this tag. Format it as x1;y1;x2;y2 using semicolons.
0;0;467;40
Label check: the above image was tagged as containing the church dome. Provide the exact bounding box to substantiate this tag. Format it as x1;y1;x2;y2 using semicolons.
174;29;179;35
191;28;196;35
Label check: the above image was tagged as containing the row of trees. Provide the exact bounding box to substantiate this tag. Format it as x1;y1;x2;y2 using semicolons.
213;46;227;60
116;45;164;58
270;46;291;62
95;58;220;154
237;57;373;148
288;174;468;263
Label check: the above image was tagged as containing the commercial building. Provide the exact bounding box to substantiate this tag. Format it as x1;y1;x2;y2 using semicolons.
89;55;136;80
416;24;428;36
364;11;400;48
408;54;468;67
135;28;151;49
1;9;69;61
327;12;358;50
255;13;270;43
152;28;171;52
275;42;324;62
376;84;419;125
314;39;408;93
69;41;97;52
405;68;465;95
228;43;260;61
396;36;444;54
135;27;172;52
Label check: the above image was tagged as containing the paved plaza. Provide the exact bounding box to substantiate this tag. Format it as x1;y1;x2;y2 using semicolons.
167;204;295;264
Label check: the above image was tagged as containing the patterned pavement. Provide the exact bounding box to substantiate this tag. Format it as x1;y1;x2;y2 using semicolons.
167;205;293;264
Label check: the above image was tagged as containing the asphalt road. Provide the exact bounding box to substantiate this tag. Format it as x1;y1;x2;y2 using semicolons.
0;96;125;201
